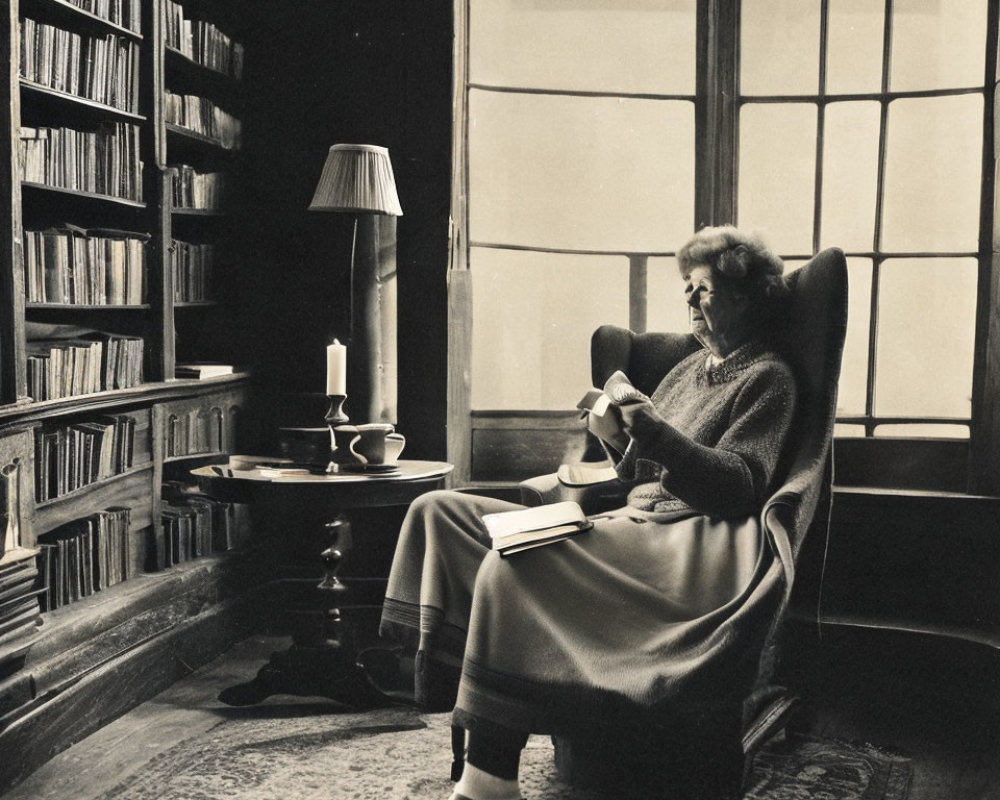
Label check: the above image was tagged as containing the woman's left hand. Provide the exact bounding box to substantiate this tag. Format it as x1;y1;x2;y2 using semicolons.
617;396;655;432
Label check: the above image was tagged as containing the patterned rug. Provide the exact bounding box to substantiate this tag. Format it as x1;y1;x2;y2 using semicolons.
98;706;911;800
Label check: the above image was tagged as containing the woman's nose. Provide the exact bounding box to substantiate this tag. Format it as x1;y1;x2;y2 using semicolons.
686;289;702;310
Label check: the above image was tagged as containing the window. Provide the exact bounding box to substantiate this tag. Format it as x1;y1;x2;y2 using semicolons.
738;0;987;446
450;0;998;490
466;0;698;412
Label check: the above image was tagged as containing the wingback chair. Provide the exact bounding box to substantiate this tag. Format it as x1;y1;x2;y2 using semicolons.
519;247;849;796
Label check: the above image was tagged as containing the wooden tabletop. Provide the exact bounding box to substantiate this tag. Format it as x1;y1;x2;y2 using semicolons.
191;458;454;508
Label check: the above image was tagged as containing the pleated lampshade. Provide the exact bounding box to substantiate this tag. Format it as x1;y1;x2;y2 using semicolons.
308;143;403;215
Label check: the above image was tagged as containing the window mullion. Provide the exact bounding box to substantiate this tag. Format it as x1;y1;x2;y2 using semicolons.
968;0;1000;494
697;0;739;228
813;0;829;253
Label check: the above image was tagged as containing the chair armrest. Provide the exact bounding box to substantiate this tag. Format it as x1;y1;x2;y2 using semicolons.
520;465;629;515
519;472;564;506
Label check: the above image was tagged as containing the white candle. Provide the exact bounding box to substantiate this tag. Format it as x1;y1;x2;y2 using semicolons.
326;340;347;395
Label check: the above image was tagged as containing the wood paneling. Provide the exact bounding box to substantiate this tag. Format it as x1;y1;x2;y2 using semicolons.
804;488;1000;649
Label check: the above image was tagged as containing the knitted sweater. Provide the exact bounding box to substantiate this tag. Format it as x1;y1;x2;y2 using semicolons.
610;338;797;518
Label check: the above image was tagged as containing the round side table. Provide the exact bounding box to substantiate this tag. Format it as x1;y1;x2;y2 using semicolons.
193;458;453;706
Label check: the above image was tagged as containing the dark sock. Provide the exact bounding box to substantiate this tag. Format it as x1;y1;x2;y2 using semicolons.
466;729;528;780
414;651;462;712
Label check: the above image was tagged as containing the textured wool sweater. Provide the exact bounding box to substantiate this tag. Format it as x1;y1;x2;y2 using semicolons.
609;338;797;518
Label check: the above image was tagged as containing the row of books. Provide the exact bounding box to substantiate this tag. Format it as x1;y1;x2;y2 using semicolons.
160;494;235;568
23;226;147;306
165;405;227;458
34;415;137;502
169;164;226;210
64;0;142;33
35;507;132;611
26;332;144;402
20;19;140;113
164;92;241;150
0;549;43;650
164;0;244;79
171;239;213;302
19;123;143;202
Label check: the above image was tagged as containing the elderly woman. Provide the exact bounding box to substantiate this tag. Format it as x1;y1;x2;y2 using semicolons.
375;226;797;800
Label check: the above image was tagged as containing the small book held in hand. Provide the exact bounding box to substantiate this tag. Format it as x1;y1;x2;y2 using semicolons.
577;371;645;456
482;501;593;556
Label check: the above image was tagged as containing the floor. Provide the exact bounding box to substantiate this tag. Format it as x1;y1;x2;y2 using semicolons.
4;629;999;799
785;628;1000;800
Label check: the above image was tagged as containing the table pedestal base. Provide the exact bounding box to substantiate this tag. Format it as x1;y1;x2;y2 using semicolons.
217;644;383;707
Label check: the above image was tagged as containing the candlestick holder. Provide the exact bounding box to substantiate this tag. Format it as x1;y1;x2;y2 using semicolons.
325;394;349;426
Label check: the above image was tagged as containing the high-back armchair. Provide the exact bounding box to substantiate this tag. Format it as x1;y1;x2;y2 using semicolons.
520;247;849;791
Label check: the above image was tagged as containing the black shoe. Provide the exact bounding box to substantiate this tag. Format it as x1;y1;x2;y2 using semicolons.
356;647;419;706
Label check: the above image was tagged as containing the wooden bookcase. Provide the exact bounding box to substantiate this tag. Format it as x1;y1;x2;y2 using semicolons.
0;0;257;787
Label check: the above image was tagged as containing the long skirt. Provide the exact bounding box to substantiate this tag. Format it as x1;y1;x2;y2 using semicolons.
379;490;785;747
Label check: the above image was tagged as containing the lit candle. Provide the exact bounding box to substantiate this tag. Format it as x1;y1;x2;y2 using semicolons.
326;340;347;395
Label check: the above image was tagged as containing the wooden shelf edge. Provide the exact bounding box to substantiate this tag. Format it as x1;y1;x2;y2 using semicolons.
163;452;229;464
34;462;154;510
791;611;1000;651
20;0;143;40
26;303;151;310
834;485;1000;502
28;553;249;655
165;123;240;153
0;374;252;428
21;182;145;208
164;45;241;83
171;207;225;216
20;80;144;121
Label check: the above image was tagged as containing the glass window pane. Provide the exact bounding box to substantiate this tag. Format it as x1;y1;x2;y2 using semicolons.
890;0;987;92
740;0;820;96
471;248;629;410
647;256;693;335
837;258;873;417
738;103;817;254
469;91;695;252
874;258;977;419
826;0;885;94
882;95;983;252
874;424;969;439
834;423;866;437
821;102;879;252
470;0;697;95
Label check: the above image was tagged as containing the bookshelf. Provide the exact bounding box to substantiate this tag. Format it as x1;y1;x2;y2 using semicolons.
0;0;256;781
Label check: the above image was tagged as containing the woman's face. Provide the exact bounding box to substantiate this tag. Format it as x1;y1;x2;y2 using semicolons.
684;264;751;358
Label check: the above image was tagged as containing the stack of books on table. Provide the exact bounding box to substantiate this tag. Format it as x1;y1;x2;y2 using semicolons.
175;362;234;379
483;501;593;556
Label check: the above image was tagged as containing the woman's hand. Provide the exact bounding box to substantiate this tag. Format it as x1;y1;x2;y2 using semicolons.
616;396;655;432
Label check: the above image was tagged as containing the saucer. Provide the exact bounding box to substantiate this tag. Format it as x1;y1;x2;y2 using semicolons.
336;463;401;474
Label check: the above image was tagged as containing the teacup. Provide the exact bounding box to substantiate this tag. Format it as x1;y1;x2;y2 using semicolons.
332;423;406;468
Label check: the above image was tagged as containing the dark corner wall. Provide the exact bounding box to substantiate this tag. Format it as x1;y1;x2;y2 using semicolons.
224;2;453;460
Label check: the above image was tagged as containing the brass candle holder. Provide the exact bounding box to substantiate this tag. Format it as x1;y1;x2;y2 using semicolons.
325;394;349;427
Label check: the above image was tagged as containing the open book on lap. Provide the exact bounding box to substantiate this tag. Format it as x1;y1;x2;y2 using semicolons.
482;500;593;556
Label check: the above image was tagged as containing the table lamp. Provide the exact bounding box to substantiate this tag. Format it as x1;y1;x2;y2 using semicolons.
309;144;403;426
